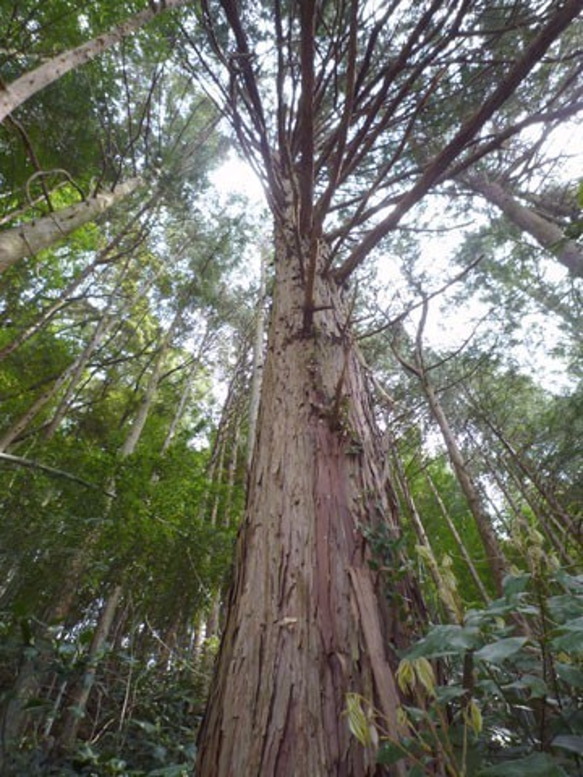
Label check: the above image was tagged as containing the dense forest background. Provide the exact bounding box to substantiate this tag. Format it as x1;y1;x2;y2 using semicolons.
0;1;582;775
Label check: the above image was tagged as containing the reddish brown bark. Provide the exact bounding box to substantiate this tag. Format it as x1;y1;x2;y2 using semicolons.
196;229;419;776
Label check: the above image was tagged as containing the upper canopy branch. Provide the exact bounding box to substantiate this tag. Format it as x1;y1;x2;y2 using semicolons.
183;0;581;282
334;0;583;282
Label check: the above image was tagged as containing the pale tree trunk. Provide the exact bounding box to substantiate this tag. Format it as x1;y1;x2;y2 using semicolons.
0;178;142;273
0;193;156;362
391;307;510;598
469;401;580;547
44;264;143;439
55;313;184;750
0;250;144;450
246;243;268;470
0;1;188;123
421;377;509;596
496;431;579;545
390;448;461;623
199;358;249;671
462;173;583;278
57;585;123;750
424;470;491;605
465;424;576;567
0;279;126;451
196;232;421;777
119;309;182;457
159;328;212;454
497;460;575;566
159;359;199;453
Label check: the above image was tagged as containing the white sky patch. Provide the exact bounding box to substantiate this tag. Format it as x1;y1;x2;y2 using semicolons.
210;153;266;206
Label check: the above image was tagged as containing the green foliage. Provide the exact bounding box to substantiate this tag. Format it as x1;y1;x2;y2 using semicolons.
349;568;583;776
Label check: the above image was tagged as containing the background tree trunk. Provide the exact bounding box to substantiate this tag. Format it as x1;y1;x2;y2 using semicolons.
0;179;142;273
0;2;187;122
463;173;583;277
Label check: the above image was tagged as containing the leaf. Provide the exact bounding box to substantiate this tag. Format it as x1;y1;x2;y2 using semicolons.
377;741;408;765
547;594;583;624
147;766;189;776
551;630;583;653
551;735;583;756
133;718;159;734
397;659;416;694
555;571;583;594
405;625;481;659
556;662;583;689
414;657;436;696
502;674;547;699
466;699;483;735
434;685;467;703
479;752;569;776
555;615;583;631
345;693;372;746
502;574;532;597
474;637;528;664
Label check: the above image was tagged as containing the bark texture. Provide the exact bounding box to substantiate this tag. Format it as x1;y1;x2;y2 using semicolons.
0;179;142;273
196;230;418;776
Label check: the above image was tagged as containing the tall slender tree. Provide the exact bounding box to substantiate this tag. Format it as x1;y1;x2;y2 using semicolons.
190;2;582;774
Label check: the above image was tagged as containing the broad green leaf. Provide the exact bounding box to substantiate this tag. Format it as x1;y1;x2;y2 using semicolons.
376;741;408;766
502;574;531;597
405;625;481;659
479;752;569;776
555;615;583;631
502;674;547;699
548;595;583;623
556;662;583;688
474;637;528;664
434;685;467;703
551;735;583;756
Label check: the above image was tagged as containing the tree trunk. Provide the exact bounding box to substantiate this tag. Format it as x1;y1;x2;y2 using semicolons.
422;377;509;597
246;243;268;470
0;1;188;123
463;173;583;278
118;308;181;457
0;178;142;273
424;470;491;605
196;231;420;777
0;291;124;451
390;448;461;623
57;585;123;750
0;193;156;362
